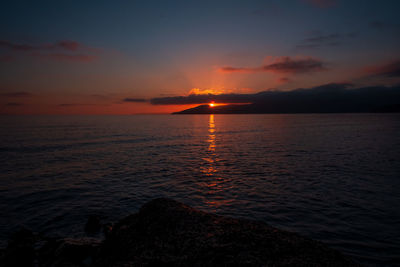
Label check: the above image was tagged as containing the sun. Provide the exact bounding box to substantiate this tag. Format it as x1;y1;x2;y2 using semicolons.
209;103;215;107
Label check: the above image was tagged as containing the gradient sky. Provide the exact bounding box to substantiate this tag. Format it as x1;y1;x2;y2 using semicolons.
1;0;399;114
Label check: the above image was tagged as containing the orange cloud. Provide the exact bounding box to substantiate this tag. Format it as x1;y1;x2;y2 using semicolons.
188;88;226;95
364;59;400;77
277;77;291;84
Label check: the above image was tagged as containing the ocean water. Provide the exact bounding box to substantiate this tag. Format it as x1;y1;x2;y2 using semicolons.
0;114;399;266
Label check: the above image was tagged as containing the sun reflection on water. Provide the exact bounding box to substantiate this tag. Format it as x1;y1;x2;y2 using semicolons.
201;115;217;176
200;115;233;209
207;114;216;151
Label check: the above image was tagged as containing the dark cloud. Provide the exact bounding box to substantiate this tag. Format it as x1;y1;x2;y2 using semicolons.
58;103;105;107
0;55;14;62
151;83;352;105
151;93;254;105
35;53;97;62
279;77;291;83
365;60;400;77
0;40;82;52
302;0;336;8
123;98;147;102
368;20;400;31
53;41;81;51
369;21;387;30
219;56;326;74
296;32;356;50
0;91;35;97
5;102;23;106
59;104;79;107
0;40;40;51
91;94;110;99
0;40;98;63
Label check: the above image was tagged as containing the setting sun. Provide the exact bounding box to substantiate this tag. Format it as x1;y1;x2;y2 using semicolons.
209;103;215;107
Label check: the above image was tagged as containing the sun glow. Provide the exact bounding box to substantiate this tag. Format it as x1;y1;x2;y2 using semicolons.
208;102;228;108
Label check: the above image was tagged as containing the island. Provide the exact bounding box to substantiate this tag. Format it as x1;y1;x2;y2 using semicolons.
171;84;400;114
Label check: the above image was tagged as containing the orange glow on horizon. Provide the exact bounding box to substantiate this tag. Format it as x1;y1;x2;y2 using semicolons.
208;102;228;108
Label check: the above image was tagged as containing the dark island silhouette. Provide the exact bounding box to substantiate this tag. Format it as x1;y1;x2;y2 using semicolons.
169;84;400;114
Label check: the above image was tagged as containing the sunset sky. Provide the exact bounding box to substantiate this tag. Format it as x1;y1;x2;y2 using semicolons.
1;0;399;114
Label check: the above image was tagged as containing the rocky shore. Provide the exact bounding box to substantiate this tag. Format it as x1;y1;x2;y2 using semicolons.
1;198;361;266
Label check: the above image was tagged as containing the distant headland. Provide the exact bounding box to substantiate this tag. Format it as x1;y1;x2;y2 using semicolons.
173;103;400;114
170;84;400;114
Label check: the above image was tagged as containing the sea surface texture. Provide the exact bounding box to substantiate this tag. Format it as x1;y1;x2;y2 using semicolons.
0;114;399;266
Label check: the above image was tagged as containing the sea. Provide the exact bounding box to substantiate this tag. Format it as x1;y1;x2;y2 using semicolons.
0;114;399;266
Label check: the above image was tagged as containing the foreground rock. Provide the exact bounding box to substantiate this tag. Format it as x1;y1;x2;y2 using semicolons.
97;198;360;266
1;198;361;266
1;231;100;267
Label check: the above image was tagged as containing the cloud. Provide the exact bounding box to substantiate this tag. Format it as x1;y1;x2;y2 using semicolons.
302;0;336;8
151;93;256;105
5;102;23;106
278;77;291;83
219;56;327;74
0;40;42;51
296;32;356;50
35;53;97;62
368;20;400;31
90;94;111;100
58;103;106;107
151;83;353;105
58;104;81;107
369;21;387;30
364;60;400;77
0;91;35;97
0;40;83;52
154;83;400;114
52;40;81;51
0;55;14;62
0;39;98;63
123;98;148;102
188;88;226;95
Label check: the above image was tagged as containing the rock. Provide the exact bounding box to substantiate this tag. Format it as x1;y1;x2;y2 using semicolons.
1;230;101;267
96;198;361;266
1;199;362;266
38;237;101;267
1;227;36;267
85;215;102;235
102;223;113;239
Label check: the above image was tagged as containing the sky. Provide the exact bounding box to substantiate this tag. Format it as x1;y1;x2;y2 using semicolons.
0;0;399;114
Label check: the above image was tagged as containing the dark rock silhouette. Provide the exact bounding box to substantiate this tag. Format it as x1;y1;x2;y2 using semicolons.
39;237;101;266
0;229;100;267
85;215;102;235
102;223;113;239
1;198;362;266
96;198;360;266
2;228;36;267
